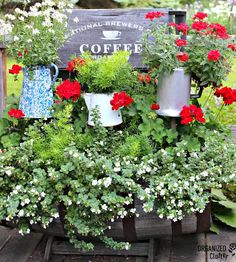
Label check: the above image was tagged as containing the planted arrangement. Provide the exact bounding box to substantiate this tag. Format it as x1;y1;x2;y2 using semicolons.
1;0;72;118
0;9;236;251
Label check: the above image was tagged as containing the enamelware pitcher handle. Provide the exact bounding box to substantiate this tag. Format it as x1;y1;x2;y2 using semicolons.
50;63;59;86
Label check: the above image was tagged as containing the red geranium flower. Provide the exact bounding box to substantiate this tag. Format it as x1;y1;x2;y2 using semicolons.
193;12;208;20
110;91;134;110
9;64;22;75
56;79;81;102
17;51;22;58
138;73;152;84
66;57;85;72
1;149;4;154
228;43;236;51
8;108;25;119
176;52;189;62
207;23;229;39
175;39;187;47
168;22;176;27
208;50;221;62
180;105;205;125
191;21;208;31
175;23;188;35
145;11;165;20
214;86;236;105
145;74;151;83
150;103;160;110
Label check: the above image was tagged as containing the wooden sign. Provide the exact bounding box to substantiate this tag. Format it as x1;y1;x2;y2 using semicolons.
0;43;6;115
57;8;180;69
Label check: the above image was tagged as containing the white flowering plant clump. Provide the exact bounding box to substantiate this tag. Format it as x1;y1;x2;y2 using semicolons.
3;0;72;67
0;101;236;251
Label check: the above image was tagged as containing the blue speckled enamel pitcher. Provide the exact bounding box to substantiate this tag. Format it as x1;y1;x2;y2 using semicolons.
19;64;59;118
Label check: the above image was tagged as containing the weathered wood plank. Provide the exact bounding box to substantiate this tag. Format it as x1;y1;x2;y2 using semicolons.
0;226;14;251
28;235;48;262
155;235;172;262
52;241;149;256
170;234;206;262
0;230;43;262
206;227;236;262
62;256;147;262
58;8;172;69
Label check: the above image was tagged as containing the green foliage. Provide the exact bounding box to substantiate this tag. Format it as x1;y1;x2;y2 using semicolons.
142;23;181;76
212;189;236;229
26;105;75;165
76;51;138;93
115;135;153;158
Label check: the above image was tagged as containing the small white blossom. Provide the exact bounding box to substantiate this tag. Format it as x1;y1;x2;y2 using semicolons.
103;177;112;188
92;180;98;186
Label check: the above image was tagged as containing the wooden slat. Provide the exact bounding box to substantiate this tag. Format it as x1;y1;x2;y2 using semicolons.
0;226;14;251
206;227;236;262
52;241;149;256
62;256;147;261
155;236;172;262
0;230;43;262
170;234;206;262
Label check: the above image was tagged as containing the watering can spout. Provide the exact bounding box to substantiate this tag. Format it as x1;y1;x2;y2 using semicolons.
83;93;91;110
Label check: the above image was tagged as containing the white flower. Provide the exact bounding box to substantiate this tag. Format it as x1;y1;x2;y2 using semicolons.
19;16;25;21
6;170;12;176
201;171;208;177
19;229;24;235
68;200;72;206
5;14;16;21
41;192;46;197
103;177;112;188
27;39;32;43
15;8;21;14
101;204;108;210
53;213;59;218
92;180;98;186
18;210;24;217
114;167;120;172
25;198;30;204
35;3;42;8
32;28;40;35
176;152;181;157
159;214;164;219
16;185;21;190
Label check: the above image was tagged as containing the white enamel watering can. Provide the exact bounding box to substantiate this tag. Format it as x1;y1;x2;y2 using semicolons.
83;93;123;127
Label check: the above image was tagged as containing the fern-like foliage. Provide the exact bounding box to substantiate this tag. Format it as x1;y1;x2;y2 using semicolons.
25;105;76;165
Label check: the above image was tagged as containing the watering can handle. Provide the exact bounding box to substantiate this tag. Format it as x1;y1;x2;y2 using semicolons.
50;63;59;86
190;86;204;99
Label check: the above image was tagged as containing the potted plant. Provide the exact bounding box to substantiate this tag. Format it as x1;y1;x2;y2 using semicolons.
142;11;236;117
3;0;72;118
64;51;136;127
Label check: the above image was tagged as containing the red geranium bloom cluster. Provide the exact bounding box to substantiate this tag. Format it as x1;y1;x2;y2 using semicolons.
207;23;229;39
138;73;152;83
110;91;134;110
176;23;189;35
66;57;85;72
180;105;205;125
193;12;208;20
228;43;236;51
145;12;165;20
208;50;221;62
175;39;187;47
56;79;81;102
176;52;189;62
214;87;236;105
191;21;208;32
17;49;28;58
1;149;4;154
168;22;189;35
8;108;25;119
150;103;160;110
9;64;22;75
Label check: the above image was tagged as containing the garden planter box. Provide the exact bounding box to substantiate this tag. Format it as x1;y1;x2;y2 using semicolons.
1;199;211;242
